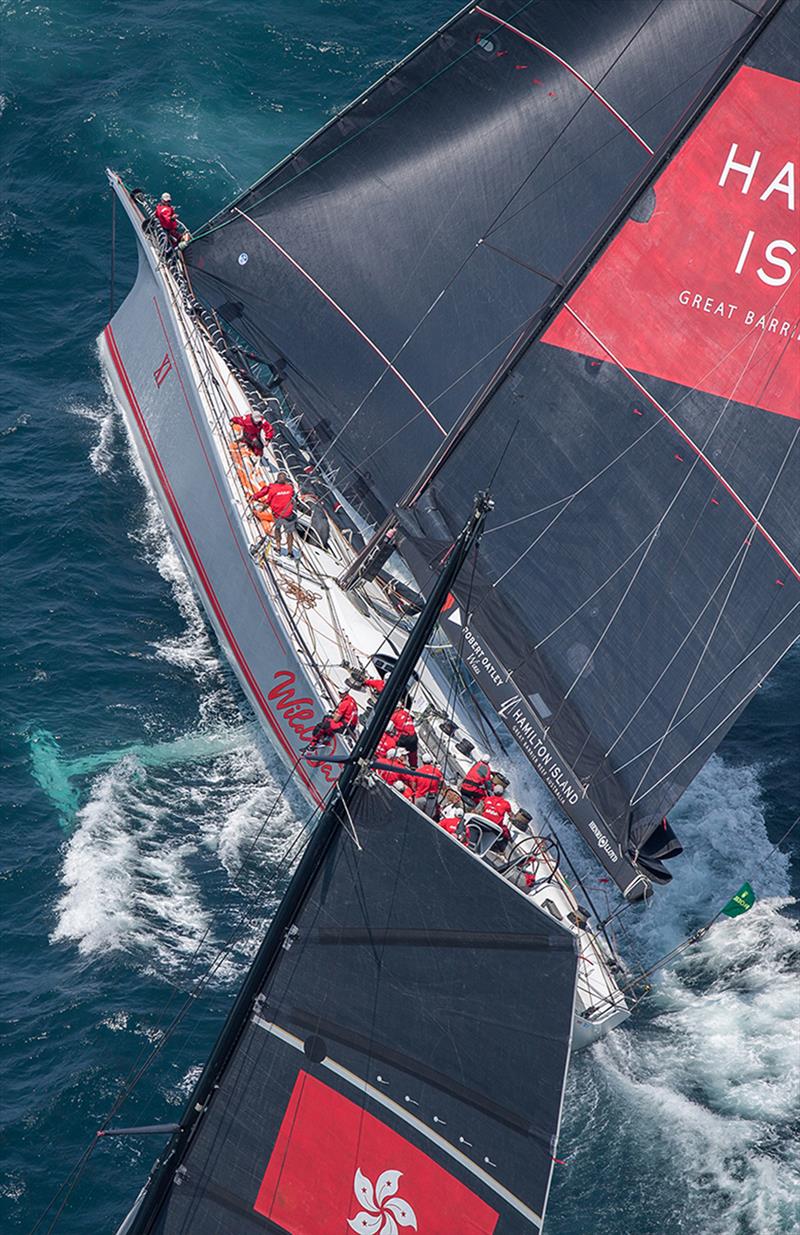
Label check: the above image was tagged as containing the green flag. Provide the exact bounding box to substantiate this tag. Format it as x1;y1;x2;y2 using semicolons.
721;882;756;918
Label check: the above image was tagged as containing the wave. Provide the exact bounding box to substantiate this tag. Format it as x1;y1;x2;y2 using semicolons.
68;395;117;475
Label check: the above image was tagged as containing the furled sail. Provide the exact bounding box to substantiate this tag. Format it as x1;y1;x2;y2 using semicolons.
124;781;578;1233
185;0;769;524
398;0;799;892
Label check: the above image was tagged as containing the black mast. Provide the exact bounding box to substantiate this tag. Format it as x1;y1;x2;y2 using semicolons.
125;491;494;1235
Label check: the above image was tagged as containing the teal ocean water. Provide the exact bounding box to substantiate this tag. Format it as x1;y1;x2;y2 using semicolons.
1;3;798;1233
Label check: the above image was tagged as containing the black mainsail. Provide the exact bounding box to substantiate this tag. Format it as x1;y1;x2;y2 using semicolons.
119;498;579;1234
185;0;772;524
396;0;799;892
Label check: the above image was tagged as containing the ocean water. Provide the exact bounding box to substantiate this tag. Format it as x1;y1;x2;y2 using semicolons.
1;3;798;1233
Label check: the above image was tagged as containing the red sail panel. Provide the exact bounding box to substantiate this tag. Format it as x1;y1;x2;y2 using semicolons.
544;66;799;421
255;1072;499;1235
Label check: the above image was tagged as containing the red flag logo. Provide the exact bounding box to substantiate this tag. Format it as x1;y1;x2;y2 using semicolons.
254;1072;498;1234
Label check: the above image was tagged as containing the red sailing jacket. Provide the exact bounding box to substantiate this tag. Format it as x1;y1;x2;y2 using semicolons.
378;759;413;796
231;413;265;449
407;763;444;799
252;481;295;518
331;694;358;730
461;760;493;797
155;201;179;235
390;707;416;737
480;794;512;837
364;678;385;693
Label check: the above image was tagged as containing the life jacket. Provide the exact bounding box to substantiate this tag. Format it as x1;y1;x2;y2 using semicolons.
390;707;415;737
480;794;512;837
461;760;492;796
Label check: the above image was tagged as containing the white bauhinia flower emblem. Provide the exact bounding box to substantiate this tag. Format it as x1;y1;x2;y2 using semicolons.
348;1168;418;1235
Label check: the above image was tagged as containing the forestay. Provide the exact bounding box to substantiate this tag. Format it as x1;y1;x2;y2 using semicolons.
133;781;578;1234
185;0;766;524
399;0;799;890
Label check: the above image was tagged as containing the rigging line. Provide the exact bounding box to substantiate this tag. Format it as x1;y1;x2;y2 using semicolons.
563;304;800;582
474;6;654;154
627;373;800;805
584;291;795;765
625;603;800;800
486;271;800;539
232;208;446;436
757;813;800;871
329;315;533;494
603;538;750;760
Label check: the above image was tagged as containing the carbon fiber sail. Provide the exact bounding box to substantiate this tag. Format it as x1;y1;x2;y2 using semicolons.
185;0;768;524
127;780;578;1235
398;0;799;892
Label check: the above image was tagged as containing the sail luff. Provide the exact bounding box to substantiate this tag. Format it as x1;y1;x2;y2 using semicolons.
399;0;786;512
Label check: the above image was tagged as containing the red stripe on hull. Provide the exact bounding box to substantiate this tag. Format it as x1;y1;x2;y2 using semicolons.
103;322;325;805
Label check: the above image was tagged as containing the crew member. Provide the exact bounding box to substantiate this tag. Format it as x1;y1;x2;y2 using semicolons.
250;470;297;557
330;690;358;734
377;749;413;797
480;791;513;840
407;761;444;819
389;705;418;768
154;193;187;247
363;677;386;695
460;756;494;809
438;814;468;844
309;690;358;748
231;408;274;457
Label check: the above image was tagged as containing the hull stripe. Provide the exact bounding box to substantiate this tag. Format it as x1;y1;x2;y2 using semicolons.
103;322;325;805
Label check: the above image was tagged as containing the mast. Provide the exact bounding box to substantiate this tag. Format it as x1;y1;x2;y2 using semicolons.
124;492;494;1235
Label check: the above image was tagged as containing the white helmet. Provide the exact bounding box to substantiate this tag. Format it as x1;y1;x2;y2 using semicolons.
251;408;264;421
161;192;172;203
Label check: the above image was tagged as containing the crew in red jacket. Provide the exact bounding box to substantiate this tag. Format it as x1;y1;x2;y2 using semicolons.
377;750;413;797
364;677;386;694
460;757;494;809
406;762;444;819
154;193;183;246
439;815;468;844
480;793;513;839
389;705;418;768
250;470;297;557
330;691;358;733
231;408;274;457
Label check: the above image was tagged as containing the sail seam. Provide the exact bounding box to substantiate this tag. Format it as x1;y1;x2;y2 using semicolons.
233;208;447;436
563;305;800;582
473;6;655;154
251;1016;545;1228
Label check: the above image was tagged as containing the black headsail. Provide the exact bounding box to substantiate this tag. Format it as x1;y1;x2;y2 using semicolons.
185;0;770;524
120;496;579;1235
397;0;800;896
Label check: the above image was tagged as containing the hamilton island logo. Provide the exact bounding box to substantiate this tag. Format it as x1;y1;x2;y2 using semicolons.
348;1168;418;1235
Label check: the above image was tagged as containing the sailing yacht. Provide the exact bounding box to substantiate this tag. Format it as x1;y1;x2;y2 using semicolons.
99;0;799;1229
